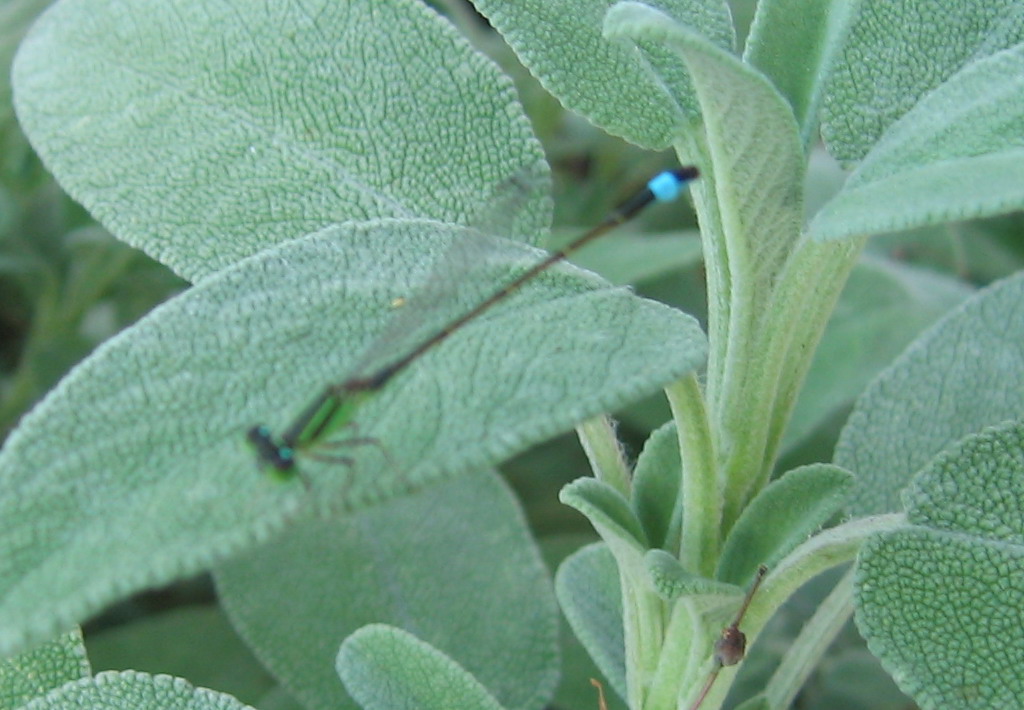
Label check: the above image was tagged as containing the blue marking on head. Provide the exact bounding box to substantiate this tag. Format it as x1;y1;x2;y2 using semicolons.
648;170;689;202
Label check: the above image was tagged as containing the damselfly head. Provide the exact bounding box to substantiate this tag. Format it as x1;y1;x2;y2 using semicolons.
246;425;296;472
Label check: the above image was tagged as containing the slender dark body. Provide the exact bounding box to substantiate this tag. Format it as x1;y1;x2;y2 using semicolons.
248;166;699;472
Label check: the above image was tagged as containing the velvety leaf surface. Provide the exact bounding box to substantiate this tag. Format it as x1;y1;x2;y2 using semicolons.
717;464;853;586
606;2;804;302
744;0;857;147
0;219;706;657
821;0;1024;164
856;420;1024;708
631;421;681;550
538;534;626;710
604;2;806;411
469;0;734;149
560;478;648;555
0;631;89;710
836;272;1024;516
12;0;549;280
20;670;254;710
645;550;738;601
337;625;504;710
555;544;625;703
216;471;558;710
812;45;1024;241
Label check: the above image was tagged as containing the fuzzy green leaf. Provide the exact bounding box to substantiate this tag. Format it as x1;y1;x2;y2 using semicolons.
784;255;973;452
812;45;1024;241
555;544;626;703
18;671;253;710
560;478;649;560
902;421;1024;541
12;0;548;280
644;549;739;601
0;220;705;657
822;0;1024;164
538;535;626;710
717;464;853;587
856;420;1024;708
216;471;557;710
631;421;681;550
469;0;734;150
0;630;89;710
605;1;805;342
836;272;1024;516
337;625;505;710
744;0;857;147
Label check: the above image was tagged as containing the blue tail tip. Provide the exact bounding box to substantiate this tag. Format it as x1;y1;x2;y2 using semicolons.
648;166;699;202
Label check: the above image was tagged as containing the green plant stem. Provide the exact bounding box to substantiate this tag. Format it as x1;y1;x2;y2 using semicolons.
577;415;632;497
755;514;903;619
718;237;864;529
681;514;903;710
756;237;865;496
764;566;855;709
642;599;703;710
674;135;728;409
621;575;669;710
664;375;719;576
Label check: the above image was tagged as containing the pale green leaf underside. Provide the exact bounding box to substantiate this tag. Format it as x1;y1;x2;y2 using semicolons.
606;2;805;312
20;671;252;710
857;420;1024;708
744;0;857;148
811;152;1024;241
783;255;973;452
469;0;734;150
645;549;739;601
822;0;1024;164
560;478;648;553
812;45;1024;241
836;272;1024;516
631;421;681;549
337;625;504;710
555;544;626;702
538;534;624;710
0;630;89;710
716;463;853;587
0;219;704;657
12;0;548;281
216;471;557;710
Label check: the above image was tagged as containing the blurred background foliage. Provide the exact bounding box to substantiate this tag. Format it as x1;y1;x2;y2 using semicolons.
2;0;1019;708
